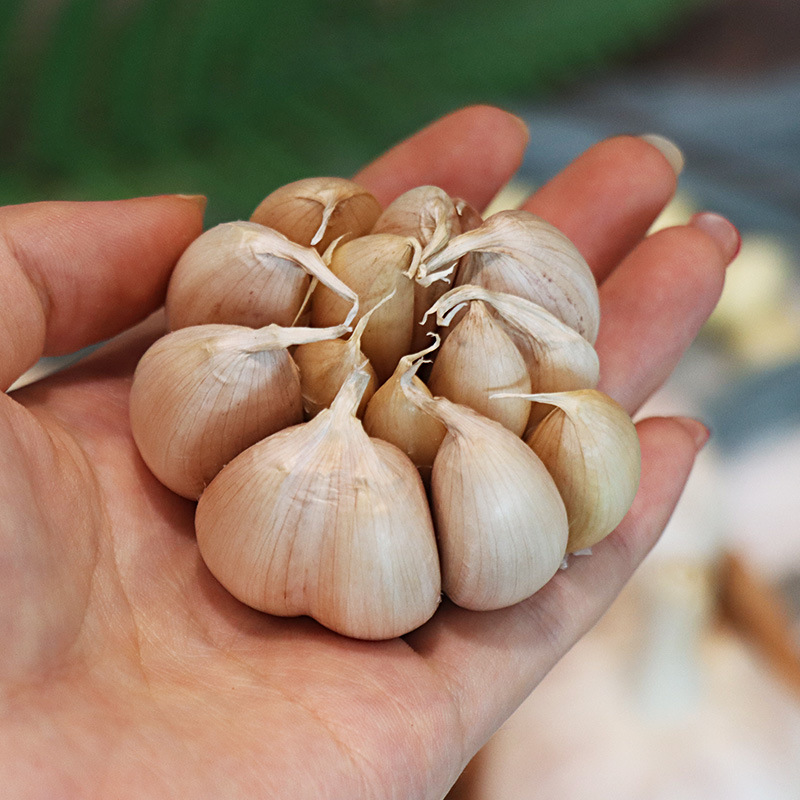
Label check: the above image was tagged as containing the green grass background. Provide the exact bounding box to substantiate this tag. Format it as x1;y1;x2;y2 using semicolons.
0;0;705;225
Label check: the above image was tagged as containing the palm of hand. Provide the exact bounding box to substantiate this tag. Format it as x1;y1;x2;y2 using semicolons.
1;108;733;798
6;352;453;797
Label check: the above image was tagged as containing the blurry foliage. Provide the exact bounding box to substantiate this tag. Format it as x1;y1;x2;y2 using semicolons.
0;0;703;224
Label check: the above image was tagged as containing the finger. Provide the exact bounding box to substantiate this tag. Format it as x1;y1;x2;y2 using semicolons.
523;135;682;282
353;105;530;210
596;212;739;414
0;194;205;390
405;414;707;757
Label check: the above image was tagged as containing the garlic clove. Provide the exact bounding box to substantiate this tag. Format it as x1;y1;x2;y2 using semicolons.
165;221;359;331
401;362;569;611
421;209;600;342
250;177;382;253
292;297;389;418
130;322;348;500
427;301;532;436
372;186;465;350
195;366;442;640
310;233;421;382
426;284;599;425
453;197;484;233
362;336;446;480
520;390;641;552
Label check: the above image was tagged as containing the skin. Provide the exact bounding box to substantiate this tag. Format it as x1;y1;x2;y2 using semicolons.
0;106;735;799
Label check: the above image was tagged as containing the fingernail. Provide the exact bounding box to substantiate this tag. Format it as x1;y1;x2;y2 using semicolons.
174;194;208;214
639;134;685;176
674;417;711;451
689;211;741;264
510;112;531;143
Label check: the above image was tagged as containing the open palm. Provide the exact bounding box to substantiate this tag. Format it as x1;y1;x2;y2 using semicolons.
0;107;736;799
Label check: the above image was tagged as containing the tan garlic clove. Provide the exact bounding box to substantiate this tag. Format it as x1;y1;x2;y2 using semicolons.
421;209;600;342
249;177;381;253
292;297;388;418
310;233;421;382
165;221;358;331
362;336;446;480
427;301;532;436
426;284;599;425
452;197;484;233
372;186;465;350
401;362;568;611
130;322;348;500
521;390;641;552
372;185;462;259
195;366;442;640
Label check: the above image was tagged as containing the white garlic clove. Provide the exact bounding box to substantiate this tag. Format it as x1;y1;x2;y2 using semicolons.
362;336;446;481
250;177;382;253
195;366;442;640
427;301;532;436
426;284;599;425
165;221;359;331
310;233;421;382
521;390;641;552
401;362;569;611
130;323;347;500
421;209;600;343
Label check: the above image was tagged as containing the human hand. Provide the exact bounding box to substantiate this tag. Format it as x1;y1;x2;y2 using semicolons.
0;106;736;798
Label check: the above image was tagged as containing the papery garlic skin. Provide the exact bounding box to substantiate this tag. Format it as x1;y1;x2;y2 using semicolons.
165;222;358;331
401;370;568;610
428;301;532;436
250;177;382;253
523;390;641;552
195;368;442;640
422;210;600;343
130;324;344;500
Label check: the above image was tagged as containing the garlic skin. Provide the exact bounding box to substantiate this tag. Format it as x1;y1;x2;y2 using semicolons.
427;301;532;436
130;323;347;500
250;177;381;253
362;338;446;479
522;390;641;552
402;366;569;610
195;368;441;640
422;209;600;343
165;221;358;331
310;233;421;382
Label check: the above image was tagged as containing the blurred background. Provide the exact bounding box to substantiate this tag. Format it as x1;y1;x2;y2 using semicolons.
3;0;799;797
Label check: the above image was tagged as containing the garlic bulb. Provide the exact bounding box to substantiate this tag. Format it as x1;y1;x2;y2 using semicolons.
165;221;359;331
310;233;422;382
195;367;442;640
362;337;446;479
130;323;348;499
426;284;599;425
292;298;387;418
401;361;568;610
250;177;382;253
427;301;532;436
521;390;641;552
421;209;600;342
